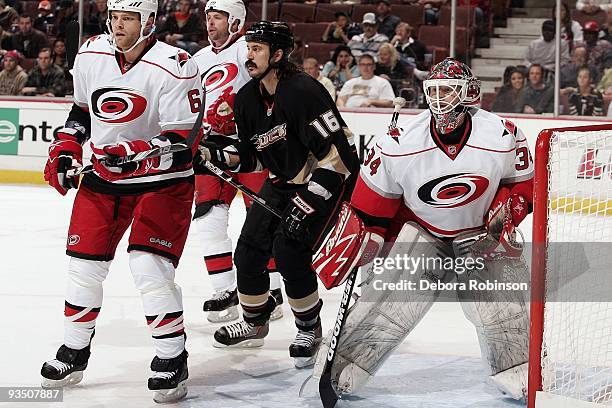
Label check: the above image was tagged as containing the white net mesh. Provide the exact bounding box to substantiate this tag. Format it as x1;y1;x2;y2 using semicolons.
541;129;612;404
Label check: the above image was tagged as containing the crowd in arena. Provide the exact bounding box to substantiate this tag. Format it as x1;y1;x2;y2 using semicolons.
0;0;611;116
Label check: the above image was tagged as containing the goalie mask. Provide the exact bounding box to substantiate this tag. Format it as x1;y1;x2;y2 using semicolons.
423;58;481;134
205;0;246;50
107;0;158;53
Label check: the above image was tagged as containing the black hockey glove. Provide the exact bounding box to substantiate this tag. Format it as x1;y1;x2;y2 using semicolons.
193;140;238;173
282;168;346;240
282;187;329;241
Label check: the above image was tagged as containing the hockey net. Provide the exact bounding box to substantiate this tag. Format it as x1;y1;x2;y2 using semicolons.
529;124;612;408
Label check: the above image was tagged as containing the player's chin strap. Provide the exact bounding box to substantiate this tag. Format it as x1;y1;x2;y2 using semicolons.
107;25;156;54
209;30;240;51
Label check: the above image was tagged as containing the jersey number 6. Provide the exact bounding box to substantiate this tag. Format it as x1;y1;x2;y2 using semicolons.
188;89;201;114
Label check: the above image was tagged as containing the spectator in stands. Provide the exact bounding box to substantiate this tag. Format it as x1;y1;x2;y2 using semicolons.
375;0;401;39
10;15;49;59
0;23;11;51
157;0;203;55
21;48;65;97
566;66;604;115
582;21;612;76
560;45;598;87
0;50;27;95
322;45;360;92
553;2;583;47
576;0;611;13
597;51;612;93
52;39;66;69
491;66;525;113
85;0;109;36
420;0;448;25
516;63;554;114
391;22;427;69
303;57;336;100
600;8;612;42
34;1;56;36
337;54;395;108
322;12;351;44
56;0;78;39
158;0;179;25
0;0;17;31
375;42;428;95
524;19;570;76
348;12;389;59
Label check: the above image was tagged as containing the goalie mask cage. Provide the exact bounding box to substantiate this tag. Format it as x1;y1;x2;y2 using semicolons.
529;123;612;408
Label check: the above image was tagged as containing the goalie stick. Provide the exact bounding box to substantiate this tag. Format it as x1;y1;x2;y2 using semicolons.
67;92;207;178
318;97;406;408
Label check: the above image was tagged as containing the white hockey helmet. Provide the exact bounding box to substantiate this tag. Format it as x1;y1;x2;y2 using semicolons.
106;0;158;53
205;0;246;50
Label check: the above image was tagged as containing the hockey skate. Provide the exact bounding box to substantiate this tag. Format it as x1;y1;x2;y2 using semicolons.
41;345;90;388
290;323;322;368
270;288;284;321
203;288;239;323
213;319;269;348
148;350;188;403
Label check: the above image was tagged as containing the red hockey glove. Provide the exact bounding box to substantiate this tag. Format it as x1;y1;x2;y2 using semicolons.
92;138;171;181
312;202;384;289
206;87;236;136
476;187;528;260
44;129;83;195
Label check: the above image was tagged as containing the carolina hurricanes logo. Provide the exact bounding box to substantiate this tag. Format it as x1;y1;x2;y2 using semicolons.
91;87;147;124
202;62;239;93
418;173;489;208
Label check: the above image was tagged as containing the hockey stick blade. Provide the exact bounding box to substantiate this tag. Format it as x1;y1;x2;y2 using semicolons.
65;21;80;69
202;160;283;219
319;269;358;408
68;95;208;178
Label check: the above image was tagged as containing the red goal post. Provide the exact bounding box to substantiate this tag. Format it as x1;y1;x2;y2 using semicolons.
529;123;612;408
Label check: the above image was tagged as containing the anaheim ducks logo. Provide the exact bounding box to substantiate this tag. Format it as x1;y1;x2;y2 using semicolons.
91;87;147;124
418;173;489;208
202;62;239;94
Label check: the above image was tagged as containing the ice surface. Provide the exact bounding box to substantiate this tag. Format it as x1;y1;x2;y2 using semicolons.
0;185;528;407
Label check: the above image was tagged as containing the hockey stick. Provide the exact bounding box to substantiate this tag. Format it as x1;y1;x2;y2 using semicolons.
318;96;406;408
200;160;283;219
65;20;79;69
67;93;207;178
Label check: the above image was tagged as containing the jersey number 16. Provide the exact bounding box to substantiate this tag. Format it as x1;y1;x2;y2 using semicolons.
309;110;340;138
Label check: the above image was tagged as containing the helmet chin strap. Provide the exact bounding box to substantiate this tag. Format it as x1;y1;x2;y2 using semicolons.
254;50;281;82
107;22;155;54
210;28;239;51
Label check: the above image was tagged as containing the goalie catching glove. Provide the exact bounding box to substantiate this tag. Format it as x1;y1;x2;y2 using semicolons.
472;187;528;260
92;137;173;181
312;202;384;289
44;128;83;195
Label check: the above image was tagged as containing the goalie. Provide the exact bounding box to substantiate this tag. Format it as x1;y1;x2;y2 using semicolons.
312;58;534;404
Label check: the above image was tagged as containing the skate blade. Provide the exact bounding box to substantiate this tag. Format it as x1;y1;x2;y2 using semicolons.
41;371;84;388
270;306;283;321
207;306;239;323
213;338;265;348
152;380;187;403
293;355;317;368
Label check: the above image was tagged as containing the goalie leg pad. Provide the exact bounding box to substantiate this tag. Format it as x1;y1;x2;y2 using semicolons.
453;242;529;400
314;221;452;395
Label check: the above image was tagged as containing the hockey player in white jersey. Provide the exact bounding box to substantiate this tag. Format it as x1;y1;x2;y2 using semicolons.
191;0;284;323
313;58;534;405
40;0;203;403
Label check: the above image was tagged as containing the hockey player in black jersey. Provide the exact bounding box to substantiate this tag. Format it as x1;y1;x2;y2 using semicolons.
195;21;359;367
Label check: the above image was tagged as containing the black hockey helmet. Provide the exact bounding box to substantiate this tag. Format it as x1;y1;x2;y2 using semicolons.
245;21;294;60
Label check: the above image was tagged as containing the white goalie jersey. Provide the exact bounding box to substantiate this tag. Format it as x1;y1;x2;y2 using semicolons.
352;109;534;238
71;34;203;184
192;36;251;139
